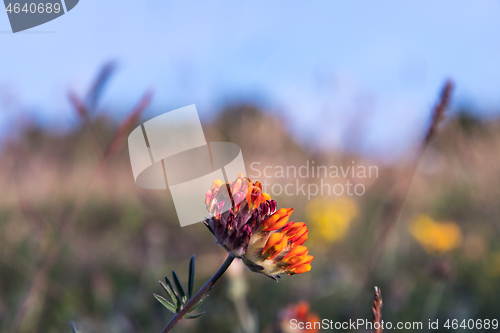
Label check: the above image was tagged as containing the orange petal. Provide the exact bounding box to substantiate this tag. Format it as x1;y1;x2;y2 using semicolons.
262;233;288;259
285;255;314;268
283;222;307;242
262;192;272;201
283;255;307;266
232;179;243;193
261;208;293;231
211;179;224;190
293;230;308;246
300;255;314;266
246;186;263;209
205;190;213;205
282;221;293;231
290;264;311;275
282;221;301;232
261;215;279;231
283;245;309;261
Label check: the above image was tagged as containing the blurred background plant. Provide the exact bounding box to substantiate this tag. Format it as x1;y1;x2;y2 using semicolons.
409;214;462;254
306;197;359;246
2;1;500;327
263;301;320;333
0;60;499;333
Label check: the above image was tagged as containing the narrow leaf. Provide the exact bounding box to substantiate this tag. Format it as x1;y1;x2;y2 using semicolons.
183;312;205;320
188;295;209;313
188;255;195;299
172;270;187;303
154;294;178;314
163;277;181;310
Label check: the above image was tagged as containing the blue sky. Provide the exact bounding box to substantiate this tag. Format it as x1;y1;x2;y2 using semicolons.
1;0;499;156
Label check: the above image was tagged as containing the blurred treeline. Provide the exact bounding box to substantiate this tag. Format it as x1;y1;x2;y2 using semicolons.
1;89;500;333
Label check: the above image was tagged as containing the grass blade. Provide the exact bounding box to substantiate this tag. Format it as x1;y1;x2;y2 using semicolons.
172;270;187;304
188;255;195;299
154;294;178;314
86;61;116;112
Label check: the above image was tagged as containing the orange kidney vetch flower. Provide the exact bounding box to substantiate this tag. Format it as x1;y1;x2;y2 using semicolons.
204;173;314;280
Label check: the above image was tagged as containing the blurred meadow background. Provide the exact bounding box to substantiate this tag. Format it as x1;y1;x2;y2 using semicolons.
1;1;500;332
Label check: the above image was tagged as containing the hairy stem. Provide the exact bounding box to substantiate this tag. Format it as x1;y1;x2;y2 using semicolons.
161;254;236;333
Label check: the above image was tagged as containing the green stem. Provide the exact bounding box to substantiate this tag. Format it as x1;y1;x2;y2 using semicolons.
161;254;236;333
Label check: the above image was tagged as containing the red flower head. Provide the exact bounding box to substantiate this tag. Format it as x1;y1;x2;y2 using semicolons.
205;173;313;280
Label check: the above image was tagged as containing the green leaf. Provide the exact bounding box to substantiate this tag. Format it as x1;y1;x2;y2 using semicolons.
71;323;81;333
183;312;205;319
162;277;181;310
188;295;208;313
188;255;195;299
172;270;187;304
154;294;177;314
